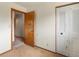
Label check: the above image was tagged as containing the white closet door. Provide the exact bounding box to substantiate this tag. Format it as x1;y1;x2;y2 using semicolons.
69;3;79;57
56;3;79;57
56;7;66;55
56;6;71;56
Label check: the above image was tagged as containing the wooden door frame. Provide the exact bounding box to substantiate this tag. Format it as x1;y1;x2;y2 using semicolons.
11;8;26;49
55;2;79;56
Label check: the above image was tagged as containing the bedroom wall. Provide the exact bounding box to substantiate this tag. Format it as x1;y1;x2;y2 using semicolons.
0;2;26;54
16;2;72;52
0;2;72;54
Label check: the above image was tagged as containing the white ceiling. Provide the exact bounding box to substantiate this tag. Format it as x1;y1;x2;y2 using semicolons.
15;2;55;8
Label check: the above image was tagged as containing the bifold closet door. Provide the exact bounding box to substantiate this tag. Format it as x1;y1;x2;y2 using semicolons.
68;3;79;57
56;3;79;57
56;7;67;56
56;6;72;56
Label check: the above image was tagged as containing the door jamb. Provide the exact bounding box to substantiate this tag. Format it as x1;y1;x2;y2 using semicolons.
11;8;26;49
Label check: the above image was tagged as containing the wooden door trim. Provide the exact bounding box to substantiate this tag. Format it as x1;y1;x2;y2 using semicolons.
11;8;26;49
56;2;79;8
11;8;26;14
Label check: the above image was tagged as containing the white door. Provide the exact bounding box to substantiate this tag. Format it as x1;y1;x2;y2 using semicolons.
68;3;79;57
56;3;79;57
56;6;72;56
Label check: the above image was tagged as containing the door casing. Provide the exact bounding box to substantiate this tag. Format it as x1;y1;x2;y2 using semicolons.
11;8;35;49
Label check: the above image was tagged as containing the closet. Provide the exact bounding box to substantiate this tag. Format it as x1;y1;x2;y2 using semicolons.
56;3;79;57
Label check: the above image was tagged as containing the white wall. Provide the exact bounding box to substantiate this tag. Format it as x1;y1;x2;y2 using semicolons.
0;3;11;54
16;2;72;52
0;2;26;54
0;2;71;54
16;3;56;52
0;2;72;54
34;3;55;52
27;3;56;52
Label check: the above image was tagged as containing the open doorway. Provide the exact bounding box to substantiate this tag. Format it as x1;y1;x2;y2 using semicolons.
11;8;35;49
11;9;25;48
14;11;24;48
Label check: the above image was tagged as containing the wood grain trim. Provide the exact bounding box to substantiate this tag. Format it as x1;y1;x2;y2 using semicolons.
56;2;79;8
33;11;35;47
0;49;12;55
35;46;67;57
32;11;35;46
11;8;26;50
55;5;57;53
11;8;13;50
11;8;26;14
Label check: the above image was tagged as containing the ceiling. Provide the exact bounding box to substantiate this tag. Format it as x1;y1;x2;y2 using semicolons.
15;2;55;8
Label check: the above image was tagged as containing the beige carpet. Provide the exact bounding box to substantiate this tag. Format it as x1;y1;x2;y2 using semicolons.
0;43;64;57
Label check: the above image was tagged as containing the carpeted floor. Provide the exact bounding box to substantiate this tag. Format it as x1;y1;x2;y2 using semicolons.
0;39;64;57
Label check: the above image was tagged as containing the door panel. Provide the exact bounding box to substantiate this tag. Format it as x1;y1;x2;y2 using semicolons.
24;11;35;47
56;3;79;57
56;8;66;55
56;6;71;56
69;3;79;56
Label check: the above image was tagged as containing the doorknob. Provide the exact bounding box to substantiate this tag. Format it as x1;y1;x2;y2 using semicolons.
60;33;63;35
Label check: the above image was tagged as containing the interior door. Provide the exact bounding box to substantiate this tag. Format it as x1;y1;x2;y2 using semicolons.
68;3;79;57
24;11;35;47
56;6;71;56
56;7;66;55
56;3;79;57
